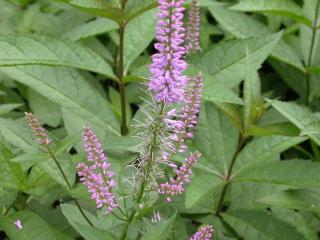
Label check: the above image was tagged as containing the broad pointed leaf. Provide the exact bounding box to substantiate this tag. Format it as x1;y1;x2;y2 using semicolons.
0;34;116;79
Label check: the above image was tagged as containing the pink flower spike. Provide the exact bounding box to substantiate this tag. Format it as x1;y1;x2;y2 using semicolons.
25;112;51;146
190;225;214;240
149;0;188;104
186;0;201;54
172;73;203;152
14;219;23;230
77;127;117;214
158;151;201;201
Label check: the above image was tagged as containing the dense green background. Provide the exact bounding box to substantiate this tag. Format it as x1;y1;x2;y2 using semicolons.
1;0;320;239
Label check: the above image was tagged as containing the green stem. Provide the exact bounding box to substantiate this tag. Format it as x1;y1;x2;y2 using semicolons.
215;137;245;216
3;203;14;216
46;146;93;226
111;211;127;221
136;103;165;204
120;210;136;240
118;3;128;135
121;104;165;239
305;0;320;105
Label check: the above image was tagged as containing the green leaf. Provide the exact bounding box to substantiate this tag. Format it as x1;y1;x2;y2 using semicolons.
11;153;49;167
0;66;120;137
208;5;304;71
124;9;156;70
270;100;320;145
229;182;289;210
300;121;320;135
0;118;75;188
223;210;305;240
185;171;224;209
190;32;282;90
202;83;243;105
74;225;117;240
212;102;243;130
61;0;123;24
82;37;114;62
38;152;76;189
195;102;239;174
245;122;301;137
64;18;118;41
60;203;116;239
28;89;61;128
12;132;80;169
0;103;23;115
0;118;38;152
234;160;320;188
0;143;27;190
233;136;306;171
271;208;318;240
125;0;158;23
60;203;99;227
243;67;262;130
268;59;306;97
231;0;311;27
141;212;177;240
258;189;320;213
55;132;82;155
0;187;17;207
0;34;116;79
1;210;56;240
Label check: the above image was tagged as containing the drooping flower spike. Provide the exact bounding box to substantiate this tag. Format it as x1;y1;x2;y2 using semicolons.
149;0;188;104
77;127;117;214
190;225;214;240
158;151;201;201
186;0;201;54
25;112;51;146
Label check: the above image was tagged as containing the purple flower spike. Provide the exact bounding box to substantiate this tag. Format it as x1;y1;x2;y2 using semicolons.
77;127;117;214
158;151;201;201
190;225;214;240
186;0;201;54
172;73;203;152
149;0;188;104
25;112;51;146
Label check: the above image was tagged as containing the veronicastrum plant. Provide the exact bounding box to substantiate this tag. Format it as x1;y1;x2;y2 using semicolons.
2;0;320;240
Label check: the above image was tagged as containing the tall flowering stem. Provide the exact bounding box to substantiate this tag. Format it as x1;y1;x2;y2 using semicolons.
25;113;93;226
78;127;117;214
158;151;201;201
190;225;214;240
123;0;203;237
149;0;188;104
136;0;188;203
186;0;201;54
